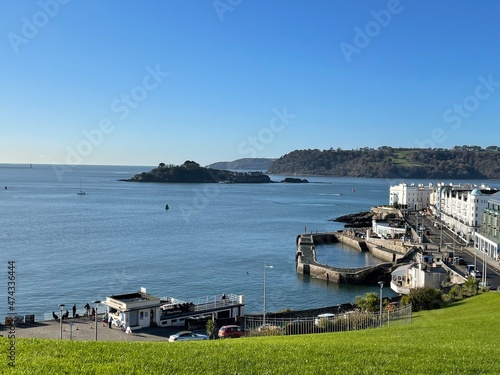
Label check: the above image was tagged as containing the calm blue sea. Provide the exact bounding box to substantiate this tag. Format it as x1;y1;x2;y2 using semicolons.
3;164;493;321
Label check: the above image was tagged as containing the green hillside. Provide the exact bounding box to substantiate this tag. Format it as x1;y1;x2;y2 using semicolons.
267;146;500;178
2;293;499;374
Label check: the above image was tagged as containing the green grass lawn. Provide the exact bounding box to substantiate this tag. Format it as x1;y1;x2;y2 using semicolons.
2;293;499;374
389;150;423;167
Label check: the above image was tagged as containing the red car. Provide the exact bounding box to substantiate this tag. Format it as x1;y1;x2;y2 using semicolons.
218;325;245;338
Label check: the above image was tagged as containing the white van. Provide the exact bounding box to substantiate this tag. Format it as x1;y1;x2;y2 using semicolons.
465;265;475;275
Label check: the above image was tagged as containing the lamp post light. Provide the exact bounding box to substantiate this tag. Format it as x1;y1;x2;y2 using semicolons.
58;304;65;339
482;248;487;287
93;300;101;341
378;281;384;327
263;263;273;327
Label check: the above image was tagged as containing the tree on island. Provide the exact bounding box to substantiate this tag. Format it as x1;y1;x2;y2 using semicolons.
182;160;200;169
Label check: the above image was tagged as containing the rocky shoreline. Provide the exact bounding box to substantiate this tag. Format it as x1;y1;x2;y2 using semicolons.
330;211;374;228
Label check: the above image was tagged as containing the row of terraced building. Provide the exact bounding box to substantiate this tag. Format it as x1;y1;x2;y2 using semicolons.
389;182;500;263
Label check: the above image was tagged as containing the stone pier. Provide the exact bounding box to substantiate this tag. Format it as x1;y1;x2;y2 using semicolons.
295;232;398;284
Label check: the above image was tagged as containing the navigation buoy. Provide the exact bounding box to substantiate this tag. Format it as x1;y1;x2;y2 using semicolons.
165;204;169;210
352;188;355;192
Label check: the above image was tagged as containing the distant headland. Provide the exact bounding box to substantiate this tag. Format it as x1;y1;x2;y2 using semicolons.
207;146;500;179
206;158;275;171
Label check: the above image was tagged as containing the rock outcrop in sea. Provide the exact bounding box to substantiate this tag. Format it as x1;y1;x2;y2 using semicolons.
330;211;374;228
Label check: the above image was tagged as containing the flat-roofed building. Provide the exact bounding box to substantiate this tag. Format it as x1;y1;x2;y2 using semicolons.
389;183;433;211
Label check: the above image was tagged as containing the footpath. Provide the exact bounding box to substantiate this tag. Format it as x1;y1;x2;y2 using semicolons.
2;314;185;342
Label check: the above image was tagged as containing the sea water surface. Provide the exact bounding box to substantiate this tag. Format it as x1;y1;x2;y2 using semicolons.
0;164;444;320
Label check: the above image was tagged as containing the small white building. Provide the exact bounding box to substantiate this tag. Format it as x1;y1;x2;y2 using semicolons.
104;290;161;329
103;288;245;330
372;219;407;239
390;258;447;295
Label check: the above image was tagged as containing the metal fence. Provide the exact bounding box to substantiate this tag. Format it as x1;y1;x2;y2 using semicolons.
244;305;412;337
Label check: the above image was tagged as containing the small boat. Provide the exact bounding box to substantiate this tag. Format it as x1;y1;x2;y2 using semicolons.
77;181;86;195
165;204;169;210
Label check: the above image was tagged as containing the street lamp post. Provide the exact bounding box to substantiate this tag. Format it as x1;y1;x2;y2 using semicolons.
58;304;65;340
93;300;101;341
482;248;487;287
378;281;384;327
263;263;273;327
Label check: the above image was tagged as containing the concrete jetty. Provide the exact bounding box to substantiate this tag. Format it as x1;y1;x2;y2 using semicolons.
295;232;406;284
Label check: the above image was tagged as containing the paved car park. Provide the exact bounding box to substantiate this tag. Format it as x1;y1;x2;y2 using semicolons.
1;315;207;342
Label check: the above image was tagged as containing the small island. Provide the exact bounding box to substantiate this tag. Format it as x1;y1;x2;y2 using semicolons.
281;177;309;183
121;161;272;183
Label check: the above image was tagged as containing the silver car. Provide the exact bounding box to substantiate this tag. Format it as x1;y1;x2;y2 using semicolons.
470;270;482;279
168;331;209;342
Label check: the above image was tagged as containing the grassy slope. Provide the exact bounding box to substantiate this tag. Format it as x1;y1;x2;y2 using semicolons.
2;293;499;374
390;150;423;167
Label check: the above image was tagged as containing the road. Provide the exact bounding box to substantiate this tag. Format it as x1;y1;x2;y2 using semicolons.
405;211;500;289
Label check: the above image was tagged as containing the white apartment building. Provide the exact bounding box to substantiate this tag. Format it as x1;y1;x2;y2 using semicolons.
430;183;499;244
389;183;433;211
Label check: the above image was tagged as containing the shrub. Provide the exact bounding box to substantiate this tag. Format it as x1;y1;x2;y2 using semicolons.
402;287;443;312
354;292;379;313
448;285;463;301
275;308;294;314
462;277;479;296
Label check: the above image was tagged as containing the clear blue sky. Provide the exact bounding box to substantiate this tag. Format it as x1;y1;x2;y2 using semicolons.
1;0;499;167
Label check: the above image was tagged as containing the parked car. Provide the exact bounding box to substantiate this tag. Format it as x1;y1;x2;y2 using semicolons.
218;325;245;338
314;313;336;326
453;257;466;265
168;331;208;342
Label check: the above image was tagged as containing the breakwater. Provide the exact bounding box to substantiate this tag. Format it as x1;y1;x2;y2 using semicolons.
295;232;403;284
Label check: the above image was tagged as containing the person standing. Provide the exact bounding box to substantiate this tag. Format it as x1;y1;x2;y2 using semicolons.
84;303;90;318
102;312;107;327
108;315;113;329
72;304;77;318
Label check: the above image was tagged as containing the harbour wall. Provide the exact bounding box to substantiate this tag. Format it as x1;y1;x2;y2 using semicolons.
295;232;395;284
